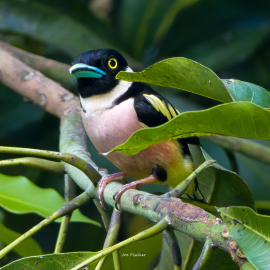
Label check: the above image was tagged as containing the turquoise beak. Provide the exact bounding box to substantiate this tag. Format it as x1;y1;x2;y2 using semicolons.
69;63;107;79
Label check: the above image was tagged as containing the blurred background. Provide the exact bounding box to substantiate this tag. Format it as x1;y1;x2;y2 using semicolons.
0;0;270;269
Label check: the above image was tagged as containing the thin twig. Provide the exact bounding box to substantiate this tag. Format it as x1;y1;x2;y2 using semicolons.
163;160;216;198
0;146;101;187
0;157;64;174
54;174;77;253
95;208;122;270
0;190;93;258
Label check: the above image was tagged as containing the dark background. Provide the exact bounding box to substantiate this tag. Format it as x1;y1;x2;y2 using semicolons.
0;0;270;269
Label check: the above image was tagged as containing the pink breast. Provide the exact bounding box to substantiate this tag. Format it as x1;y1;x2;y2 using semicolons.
82;98;142;153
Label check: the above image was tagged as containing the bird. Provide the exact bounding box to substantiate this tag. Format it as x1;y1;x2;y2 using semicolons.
69;48;201;209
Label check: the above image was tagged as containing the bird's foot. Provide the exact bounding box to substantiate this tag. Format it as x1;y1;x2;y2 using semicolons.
113;174;157;211
98;172;126;210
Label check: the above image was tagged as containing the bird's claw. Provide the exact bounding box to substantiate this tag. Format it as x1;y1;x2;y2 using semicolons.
113;183;138;211
97;172;126;210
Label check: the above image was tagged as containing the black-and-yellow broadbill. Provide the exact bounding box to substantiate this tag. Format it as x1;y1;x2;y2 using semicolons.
69;49;200;208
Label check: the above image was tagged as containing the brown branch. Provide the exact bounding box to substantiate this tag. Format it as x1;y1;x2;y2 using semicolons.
0;48;79;118
0;40;70;79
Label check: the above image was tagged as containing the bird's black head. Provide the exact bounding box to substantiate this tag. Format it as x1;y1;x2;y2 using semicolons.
69;49;128;98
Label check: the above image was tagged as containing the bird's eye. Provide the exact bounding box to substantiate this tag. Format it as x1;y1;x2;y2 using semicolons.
108;58;118;69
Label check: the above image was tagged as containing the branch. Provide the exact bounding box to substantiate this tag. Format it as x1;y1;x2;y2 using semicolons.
0;40;70;84
95;208;122;270
0;47;78;118
0;157;64;174
54;174;76;253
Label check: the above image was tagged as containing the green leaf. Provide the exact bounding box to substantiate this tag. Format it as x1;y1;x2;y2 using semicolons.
222;79;270;108
0;173;100;226
0;222;42;258
0;252;99;270
189;145;254;209
109;102;270;155
117;57;233;103
219;206;270;270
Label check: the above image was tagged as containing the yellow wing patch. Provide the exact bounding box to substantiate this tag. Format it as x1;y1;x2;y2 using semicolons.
143;94;179;120
139;121;149;128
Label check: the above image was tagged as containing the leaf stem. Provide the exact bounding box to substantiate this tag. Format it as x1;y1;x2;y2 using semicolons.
0;146;101;186
163;160;216;198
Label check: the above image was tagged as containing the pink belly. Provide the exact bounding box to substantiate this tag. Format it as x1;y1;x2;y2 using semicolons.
105;140;184;180
82;98;193;185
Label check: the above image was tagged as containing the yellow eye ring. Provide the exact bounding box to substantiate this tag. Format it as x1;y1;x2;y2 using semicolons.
108;58;118;69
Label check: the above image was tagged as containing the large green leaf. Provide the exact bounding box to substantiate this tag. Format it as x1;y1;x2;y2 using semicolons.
109;102;270;155
0;252;98;270
0;222;42;258
219;206;270;270
222;79;270;108
189;145;254;209
116;57;233;103
0;174;100;226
